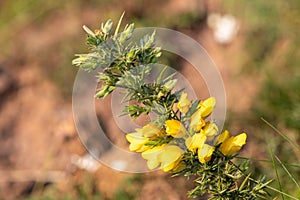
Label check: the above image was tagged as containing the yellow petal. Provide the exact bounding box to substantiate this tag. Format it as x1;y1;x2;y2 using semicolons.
158;145;184;172
189;110;206;132
234;133;247;145
170;161;186;173
220;133;247;156
142;124;161;138
126;130;149;152
165;120;187;138
215;130;230;146
203;122;219;141
199;97;216;118
185;133;206;151
198;144;215;163
185;137;192;149
177;92;192;114
142;146;165;169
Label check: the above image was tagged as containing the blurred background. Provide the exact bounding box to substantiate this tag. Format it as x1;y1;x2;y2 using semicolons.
0;0;299;199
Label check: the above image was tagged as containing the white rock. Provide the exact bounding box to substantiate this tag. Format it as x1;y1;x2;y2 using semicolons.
207;13;239;44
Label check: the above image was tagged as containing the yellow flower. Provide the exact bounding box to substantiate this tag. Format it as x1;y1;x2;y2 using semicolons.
165;120;187;138
142;145;165;169
185;133;207;151
199;97;216;118
170;161;186;173
215;130;230;146
189;110;206;132
142;124;161;138
126;129;149;152
177;92;191;114
158;145;184;172
198;144;215;163
141;145;184;172
202;122;219;141
219;133;247;156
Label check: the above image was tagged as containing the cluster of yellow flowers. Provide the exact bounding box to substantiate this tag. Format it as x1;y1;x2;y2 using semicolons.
126;93;247;172
74;18;275;198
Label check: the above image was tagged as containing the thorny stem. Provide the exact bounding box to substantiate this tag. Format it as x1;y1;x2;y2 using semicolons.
229;159;298;200
73;16;284;199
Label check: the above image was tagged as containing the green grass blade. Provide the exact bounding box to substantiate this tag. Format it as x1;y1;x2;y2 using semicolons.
264;185;298;200
275;155;300;189
261;117;300;151
268;147;284;200
236;156;300;169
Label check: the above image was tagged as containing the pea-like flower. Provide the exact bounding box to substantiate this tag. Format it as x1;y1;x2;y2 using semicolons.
186;133;215;163
185;132;207;151
198;144;215;163
189;110;206;133
141;145;165;169
215;130;230;146
126;129;150;152
198;97;216;118
177;92;192;114
202;122;219;141
142;145;184;172
170;161;186;173
158;145;184;172
165;120;187;138
142;124;162;137
217;131;247;156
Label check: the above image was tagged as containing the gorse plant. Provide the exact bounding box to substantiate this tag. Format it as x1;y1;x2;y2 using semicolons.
72;14;297;199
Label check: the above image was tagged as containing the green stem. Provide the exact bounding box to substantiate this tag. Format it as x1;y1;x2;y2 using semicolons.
248;177;298;200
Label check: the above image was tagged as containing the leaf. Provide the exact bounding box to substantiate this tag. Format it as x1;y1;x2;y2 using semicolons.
83;25;95;37
114;12;125;37
156;65;168;84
